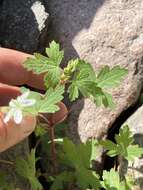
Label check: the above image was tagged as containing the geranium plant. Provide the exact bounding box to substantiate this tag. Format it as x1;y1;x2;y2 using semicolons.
1;41;142;190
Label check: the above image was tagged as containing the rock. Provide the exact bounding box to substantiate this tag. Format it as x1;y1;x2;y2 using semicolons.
0;0;49;53
45;0;143;174
47;0;143;142
119;105;143;190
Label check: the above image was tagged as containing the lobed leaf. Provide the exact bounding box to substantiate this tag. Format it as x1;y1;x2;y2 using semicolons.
101;169;128;190
97;65;128;89
24;41;63;88
46;41;64;66
37;85;64;113
15;149;42;190
57;138;101;189
100;125;143;161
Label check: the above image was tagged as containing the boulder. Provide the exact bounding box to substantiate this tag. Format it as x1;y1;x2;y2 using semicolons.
0;0;49;53
47;0;143;142
45;0;143;173
119;105;143;190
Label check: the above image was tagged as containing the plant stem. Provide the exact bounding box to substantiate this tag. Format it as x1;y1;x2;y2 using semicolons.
0;159;13;165
50;125;58;174
35;138;41;149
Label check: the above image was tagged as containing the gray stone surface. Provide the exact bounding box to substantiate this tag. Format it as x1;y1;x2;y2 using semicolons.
47;0;143;143
119;105;143;190
0;0;49;53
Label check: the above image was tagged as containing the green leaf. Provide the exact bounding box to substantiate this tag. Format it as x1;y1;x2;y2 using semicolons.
15;149;42;190
44;66;62;88
92;87;115;108
102;169;122;190
67;83;79;101
67;61;123;109
60;138;98;169
97;65;128;89
115;126;133;148
34;124;47;137
75;167;100;190
60;138;80;168
103;92;116;108
67;60;96;101
100;125;143;161
60;138;97;169
46;41;64;66
24;41;64;88
76;60;96;81
58;138;101;189
77;140;94;168
126;145;143;161
100;140;119;157
29;178;43;190
24;42;127;109
102;169;132;190
23;56;49;74
125;176;135;189
37;85;64;113
50;172;74;190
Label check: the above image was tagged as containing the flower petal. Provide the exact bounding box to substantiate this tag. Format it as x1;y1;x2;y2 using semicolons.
13;109;23;124
18;91;30;102
9;100;16;107
3;109;14;124
21;99;36;107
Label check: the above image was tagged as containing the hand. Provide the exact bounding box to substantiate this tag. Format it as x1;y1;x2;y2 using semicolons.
0;48;67;152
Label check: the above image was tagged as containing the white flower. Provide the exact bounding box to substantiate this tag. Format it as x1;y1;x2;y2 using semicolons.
4;91;36;124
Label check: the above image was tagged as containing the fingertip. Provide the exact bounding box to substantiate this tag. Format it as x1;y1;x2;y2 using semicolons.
0;112;6;138
0;83;21;106
50;102;68;125
0;113;36;152
19;115;37;134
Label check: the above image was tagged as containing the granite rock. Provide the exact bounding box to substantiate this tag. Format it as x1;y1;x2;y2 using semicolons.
47;0;143;142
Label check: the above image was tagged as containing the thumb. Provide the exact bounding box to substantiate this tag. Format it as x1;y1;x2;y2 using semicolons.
0;113;36;152
0;83;21;106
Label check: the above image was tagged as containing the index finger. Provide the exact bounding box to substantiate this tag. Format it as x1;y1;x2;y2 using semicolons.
0;48;45;90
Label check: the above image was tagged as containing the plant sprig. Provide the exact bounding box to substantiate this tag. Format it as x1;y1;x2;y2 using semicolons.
100;125;143;161
23;40;128;109
1;41;133;190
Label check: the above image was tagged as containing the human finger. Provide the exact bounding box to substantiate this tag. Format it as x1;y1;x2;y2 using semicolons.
0;113;36;152
0;83;20;106
0;47;45;90
0;83;68;126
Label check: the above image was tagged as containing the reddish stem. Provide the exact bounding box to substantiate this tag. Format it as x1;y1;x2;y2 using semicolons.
50;125;58;174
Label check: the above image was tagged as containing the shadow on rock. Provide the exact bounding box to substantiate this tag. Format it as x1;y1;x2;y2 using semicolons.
0;0;49;53
45;0;105;143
